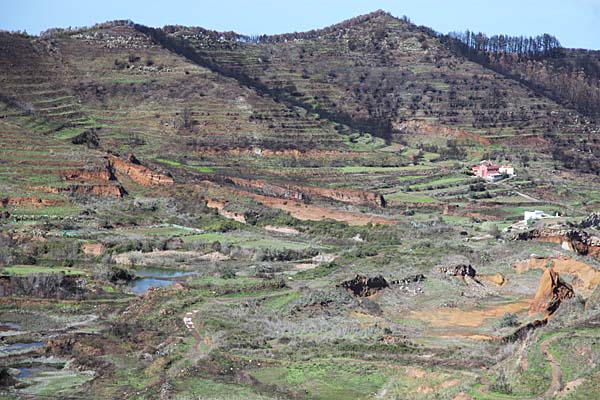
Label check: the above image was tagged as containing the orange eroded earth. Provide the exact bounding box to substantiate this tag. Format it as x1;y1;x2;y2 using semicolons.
202;181;393;226
514;256;600;290
411;300;532;328
249;192;394;226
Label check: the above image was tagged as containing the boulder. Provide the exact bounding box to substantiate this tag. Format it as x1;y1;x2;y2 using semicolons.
439;264;476;278
580;212;600;229
339;274;389;297
0;368;16;387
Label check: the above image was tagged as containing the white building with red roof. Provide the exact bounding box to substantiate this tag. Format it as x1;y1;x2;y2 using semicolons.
472;161;514;181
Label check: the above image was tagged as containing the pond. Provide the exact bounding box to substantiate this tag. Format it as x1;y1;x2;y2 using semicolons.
0;322;22;332
128;268;195;295
0;341;44;356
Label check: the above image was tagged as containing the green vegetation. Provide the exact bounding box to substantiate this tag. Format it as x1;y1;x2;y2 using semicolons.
0;10;599;400
1;266;86;276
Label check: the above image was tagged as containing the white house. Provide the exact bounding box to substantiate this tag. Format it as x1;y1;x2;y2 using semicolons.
524;210;553;223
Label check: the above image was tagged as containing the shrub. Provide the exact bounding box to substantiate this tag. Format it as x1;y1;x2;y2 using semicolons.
498;313;519;328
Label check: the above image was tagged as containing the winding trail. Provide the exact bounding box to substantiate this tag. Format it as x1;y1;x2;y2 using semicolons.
476;332;598;399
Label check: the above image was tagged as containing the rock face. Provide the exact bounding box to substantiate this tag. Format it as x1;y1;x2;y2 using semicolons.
580;212;600;229
339;275;389;297
35;183;125;198
107;155;174;186
0;368;17;388
530;268;574;316
0;274;85;299
515;228;600;258
62;167;113;182
439;264;477;278
0;196;62;208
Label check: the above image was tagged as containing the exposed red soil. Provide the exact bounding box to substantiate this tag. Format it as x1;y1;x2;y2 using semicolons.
1;232;47;243
411;300;532;329
205;198;247;223
226;176;385;207
529;267;574;316
514;256;600;290
62;167;113;182
200;181;394;226
81;242;107;256
0;196;63;208
249;192;394;226
107;154;174;186
34;184;125;198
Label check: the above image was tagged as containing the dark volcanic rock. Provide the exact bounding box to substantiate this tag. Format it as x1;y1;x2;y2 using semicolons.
580;212;600;229
0;368;17;387
339;274;389;297
438;264;476;278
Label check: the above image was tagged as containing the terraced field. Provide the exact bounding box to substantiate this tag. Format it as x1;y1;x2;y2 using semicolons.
1;13;600;400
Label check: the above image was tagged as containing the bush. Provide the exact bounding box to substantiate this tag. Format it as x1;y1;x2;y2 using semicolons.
490;371;512;394
497;313;519;328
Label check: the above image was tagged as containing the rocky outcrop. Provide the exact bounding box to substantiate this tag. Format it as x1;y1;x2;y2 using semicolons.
0;274;85;299
34;184;125;198
0;196;62;208
227;176;385;207
515;228;600;257
439;264;477;278
107;154;174;186
530;268;574;316
71;184;125;197
62;167;113;182
580;212;600;229
0;368;17;387
339;275;389;297
391;274;427;285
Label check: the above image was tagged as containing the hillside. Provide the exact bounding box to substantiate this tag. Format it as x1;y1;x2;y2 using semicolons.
158;11;595;153
1;11;600;400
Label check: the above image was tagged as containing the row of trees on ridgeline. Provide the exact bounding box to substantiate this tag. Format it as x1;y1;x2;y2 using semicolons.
447;31;562;56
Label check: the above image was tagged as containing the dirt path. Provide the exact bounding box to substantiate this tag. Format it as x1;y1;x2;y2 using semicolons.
476;332;598;399
511;190;541;203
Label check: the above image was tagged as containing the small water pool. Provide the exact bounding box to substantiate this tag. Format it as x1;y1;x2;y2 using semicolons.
128;268;194;295
0;341;44;356
0;322;22;332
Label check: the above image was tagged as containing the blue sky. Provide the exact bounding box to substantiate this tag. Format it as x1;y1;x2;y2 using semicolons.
2;0;599;49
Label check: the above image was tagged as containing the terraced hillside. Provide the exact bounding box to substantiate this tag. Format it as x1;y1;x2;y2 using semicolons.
1;12;600;400
160;11;596;154
1;23;350;159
